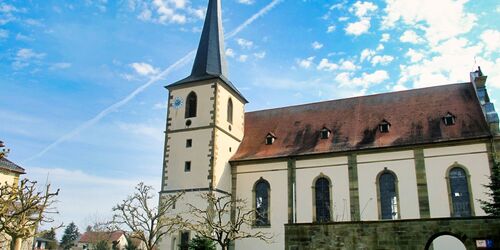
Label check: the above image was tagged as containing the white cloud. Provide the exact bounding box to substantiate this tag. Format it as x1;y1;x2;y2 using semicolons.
327;25;336;33
298;56;315;69
312;41;323;50
345;18;371;36
405;48;424;63
397;37;500;88
338;16;349;22
360;48;376;62
49;62;72;70
371;55;394;66
117;122;163;141
350;1;378;18
380;33;390;42
238;54;248;62
382;0;477;44
317;58;338;71
400;30;424;44
340;60;359;71
480;29;500;53
26;166;158;232
12;48;46;70
376;44;384;51
225;48;235;58
238;0;255;4
336;70;389;87
254;51;266;59
130;62;159;76
236;38;253;49
0;29;8;40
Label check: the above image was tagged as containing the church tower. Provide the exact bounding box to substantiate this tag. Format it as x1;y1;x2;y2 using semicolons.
160;0;247;248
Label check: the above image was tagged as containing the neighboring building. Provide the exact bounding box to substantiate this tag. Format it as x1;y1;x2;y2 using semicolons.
159;0;500;249
0;141;33;250
75;231;127;250
33;237;57;250
0;141;25;185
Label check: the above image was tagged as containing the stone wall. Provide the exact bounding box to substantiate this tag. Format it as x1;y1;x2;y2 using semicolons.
285;216;500;250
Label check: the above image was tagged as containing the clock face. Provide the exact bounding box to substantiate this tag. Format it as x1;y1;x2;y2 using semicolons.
173;97;183;109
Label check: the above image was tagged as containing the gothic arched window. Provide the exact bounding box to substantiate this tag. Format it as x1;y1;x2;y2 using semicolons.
379;171;398;220
227;98;233;124
315;177;331;222
449;167;471;217
254;179;270;226
185;92;197;118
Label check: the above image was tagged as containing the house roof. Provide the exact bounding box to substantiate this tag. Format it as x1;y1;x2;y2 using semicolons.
0;157;26;174
167;0;247;103
231;82;491;162
79;231;124;244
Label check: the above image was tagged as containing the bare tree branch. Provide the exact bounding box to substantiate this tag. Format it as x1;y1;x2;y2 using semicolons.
183;192;273;250
0;179;61;250
112;183;183;250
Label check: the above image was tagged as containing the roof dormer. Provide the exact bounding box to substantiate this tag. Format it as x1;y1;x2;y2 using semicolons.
265;133;277;145
443;112;456;126
379;120;391;133
320;127;331;139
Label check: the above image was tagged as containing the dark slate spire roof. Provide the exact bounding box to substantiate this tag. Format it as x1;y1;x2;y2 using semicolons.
168;0;247;103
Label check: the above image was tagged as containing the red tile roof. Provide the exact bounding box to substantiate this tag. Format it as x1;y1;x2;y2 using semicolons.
231;82;491;161
79;231;124;244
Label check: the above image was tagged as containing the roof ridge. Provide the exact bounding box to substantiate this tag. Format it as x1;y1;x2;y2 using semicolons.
246;82;471;114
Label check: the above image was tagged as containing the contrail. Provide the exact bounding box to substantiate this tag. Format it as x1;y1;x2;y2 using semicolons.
227;0;284;39
24;0;284;163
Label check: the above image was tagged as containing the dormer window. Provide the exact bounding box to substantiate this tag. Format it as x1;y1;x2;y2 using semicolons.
443;112;456;126
379;120;391;133
320;127;331;139
265;133;276;145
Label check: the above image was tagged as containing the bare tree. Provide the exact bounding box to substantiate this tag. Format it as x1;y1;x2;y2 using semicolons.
113;183;183;250
0;179;60;250
184;192;273;250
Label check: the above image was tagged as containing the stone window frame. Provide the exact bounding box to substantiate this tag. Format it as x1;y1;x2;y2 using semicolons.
252;177;271;227
185;91;197;118
445;162;475;217
376;168;401;220
227;97;233;124
311;173;333;223
179;230;190;250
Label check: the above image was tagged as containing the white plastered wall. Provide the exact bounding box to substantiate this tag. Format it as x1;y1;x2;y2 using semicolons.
215;82;245;140
424;143;491;217
235;161;288;250
168;82;215;130
295;156;350;223
357;150;420;221
0;170;19;185
165;129;212;189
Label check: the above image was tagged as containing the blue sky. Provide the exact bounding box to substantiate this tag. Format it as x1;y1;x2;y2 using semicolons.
1;0;499;233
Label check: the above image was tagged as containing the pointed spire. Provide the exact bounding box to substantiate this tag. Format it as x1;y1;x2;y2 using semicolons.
191;0;227;78
168;0;247;103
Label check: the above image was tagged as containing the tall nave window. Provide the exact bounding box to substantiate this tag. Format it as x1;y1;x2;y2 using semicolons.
449;167;472;217
185;91;197;118
379;171;398;220
254;178;270;226
315;177;331;222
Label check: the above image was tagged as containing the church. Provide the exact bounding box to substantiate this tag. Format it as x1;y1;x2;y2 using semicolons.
159;0;500;249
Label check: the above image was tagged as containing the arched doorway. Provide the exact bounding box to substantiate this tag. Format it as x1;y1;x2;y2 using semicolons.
426;234;466;250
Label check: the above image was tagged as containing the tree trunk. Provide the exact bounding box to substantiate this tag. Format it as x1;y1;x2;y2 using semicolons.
10;237;22;250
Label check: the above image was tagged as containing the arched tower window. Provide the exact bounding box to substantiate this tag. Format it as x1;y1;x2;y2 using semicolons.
449;167;471;217
185;92;197;118
227;98;233;124
315;177;331;222
379;171;398;220
254;178;270;226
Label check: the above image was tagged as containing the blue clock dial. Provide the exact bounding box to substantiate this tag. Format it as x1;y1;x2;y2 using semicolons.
173;97;183;109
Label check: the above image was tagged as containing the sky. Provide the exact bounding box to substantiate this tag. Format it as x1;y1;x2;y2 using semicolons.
1;0;499;235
